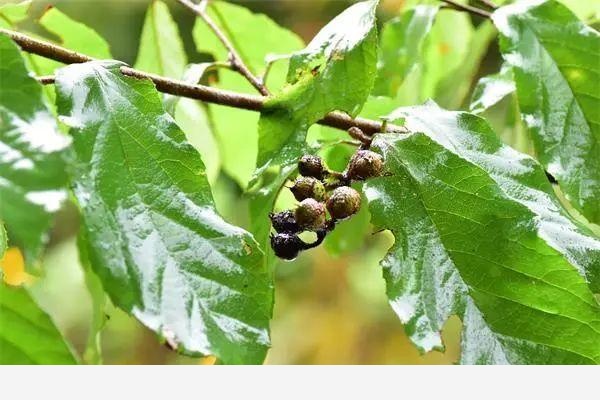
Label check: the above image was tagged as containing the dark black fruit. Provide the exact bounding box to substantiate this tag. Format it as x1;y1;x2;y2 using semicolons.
347;150;384;180
270;233;304;260
294;198;326;230
326;186;361;220
269;210;300;233
290;176;326;201
298;155;325;179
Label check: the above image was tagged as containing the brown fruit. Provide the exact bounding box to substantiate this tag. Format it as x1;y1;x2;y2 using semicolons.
298;155;325;179
290;177;326;201
326;186;361;220
347;150;384;180
294;198;326;230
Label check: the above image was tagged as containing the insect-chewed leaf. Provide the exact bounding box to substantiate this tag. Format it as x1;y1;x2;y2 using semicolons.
493;0;600;224
55;61;273;365
365;101;600;364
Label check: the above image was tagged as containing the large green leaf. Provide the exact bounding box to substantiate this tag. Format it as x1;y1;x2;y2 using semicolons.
0;283;77;364
136;0;220;184
493;0;600;224
0;34;69;269
193;1;304;188
55;61;273;364
250;0;380;250
373;5;438;97
365;102;600;364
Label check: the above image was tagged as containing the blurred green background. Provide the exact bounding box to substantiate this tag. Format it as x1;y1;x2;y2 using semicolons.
1;0;597;365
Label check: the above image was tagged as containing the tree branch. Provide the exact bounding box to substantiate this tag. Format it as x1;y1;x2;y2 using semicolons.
439;0;492;18
0;28;407;136
175;0;270;96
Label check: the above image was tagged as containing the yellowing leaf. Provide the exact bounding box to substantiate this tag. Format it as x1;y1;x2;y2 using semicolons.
0;247;32;286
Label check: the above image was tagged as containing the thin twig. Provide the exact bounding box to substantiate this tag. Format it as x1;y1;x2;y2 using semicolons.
175;0;270;96
1;28;407;136
35;75;57;85
439;0;492;18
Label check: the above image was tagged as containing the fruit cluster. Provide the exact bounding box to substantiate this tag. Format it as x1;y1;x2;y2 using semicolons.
270;127;384;260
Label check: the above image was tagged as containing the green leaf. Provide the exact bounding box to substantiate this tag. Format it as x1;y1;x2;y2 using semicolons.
434;20;498;109
420;9;473;101
365;102;600;364
173;98;221;185
373;5;438;97
492;0;600;224
134;0;186;79
0;0;31;29
55;61;273;364
250;0;380;250
40;6;111;59
470;63;516;114
0;34;69;269
136;1;220;184
77;231;106;365
558;0;600;20
193;1;304;187
30;6;112;77
0;283;77;364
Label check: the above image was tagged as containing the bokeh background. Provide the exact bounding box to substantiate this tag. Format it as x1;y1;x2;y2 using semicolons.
1;0;597;365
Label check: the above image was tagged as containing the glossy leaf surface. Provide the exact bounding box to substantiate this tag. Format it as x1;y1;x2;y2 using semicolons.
55;61;273;364
493;0;600;223
470;63;516;114
0;283;76;364
365;102;600;364
0;34;69;268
